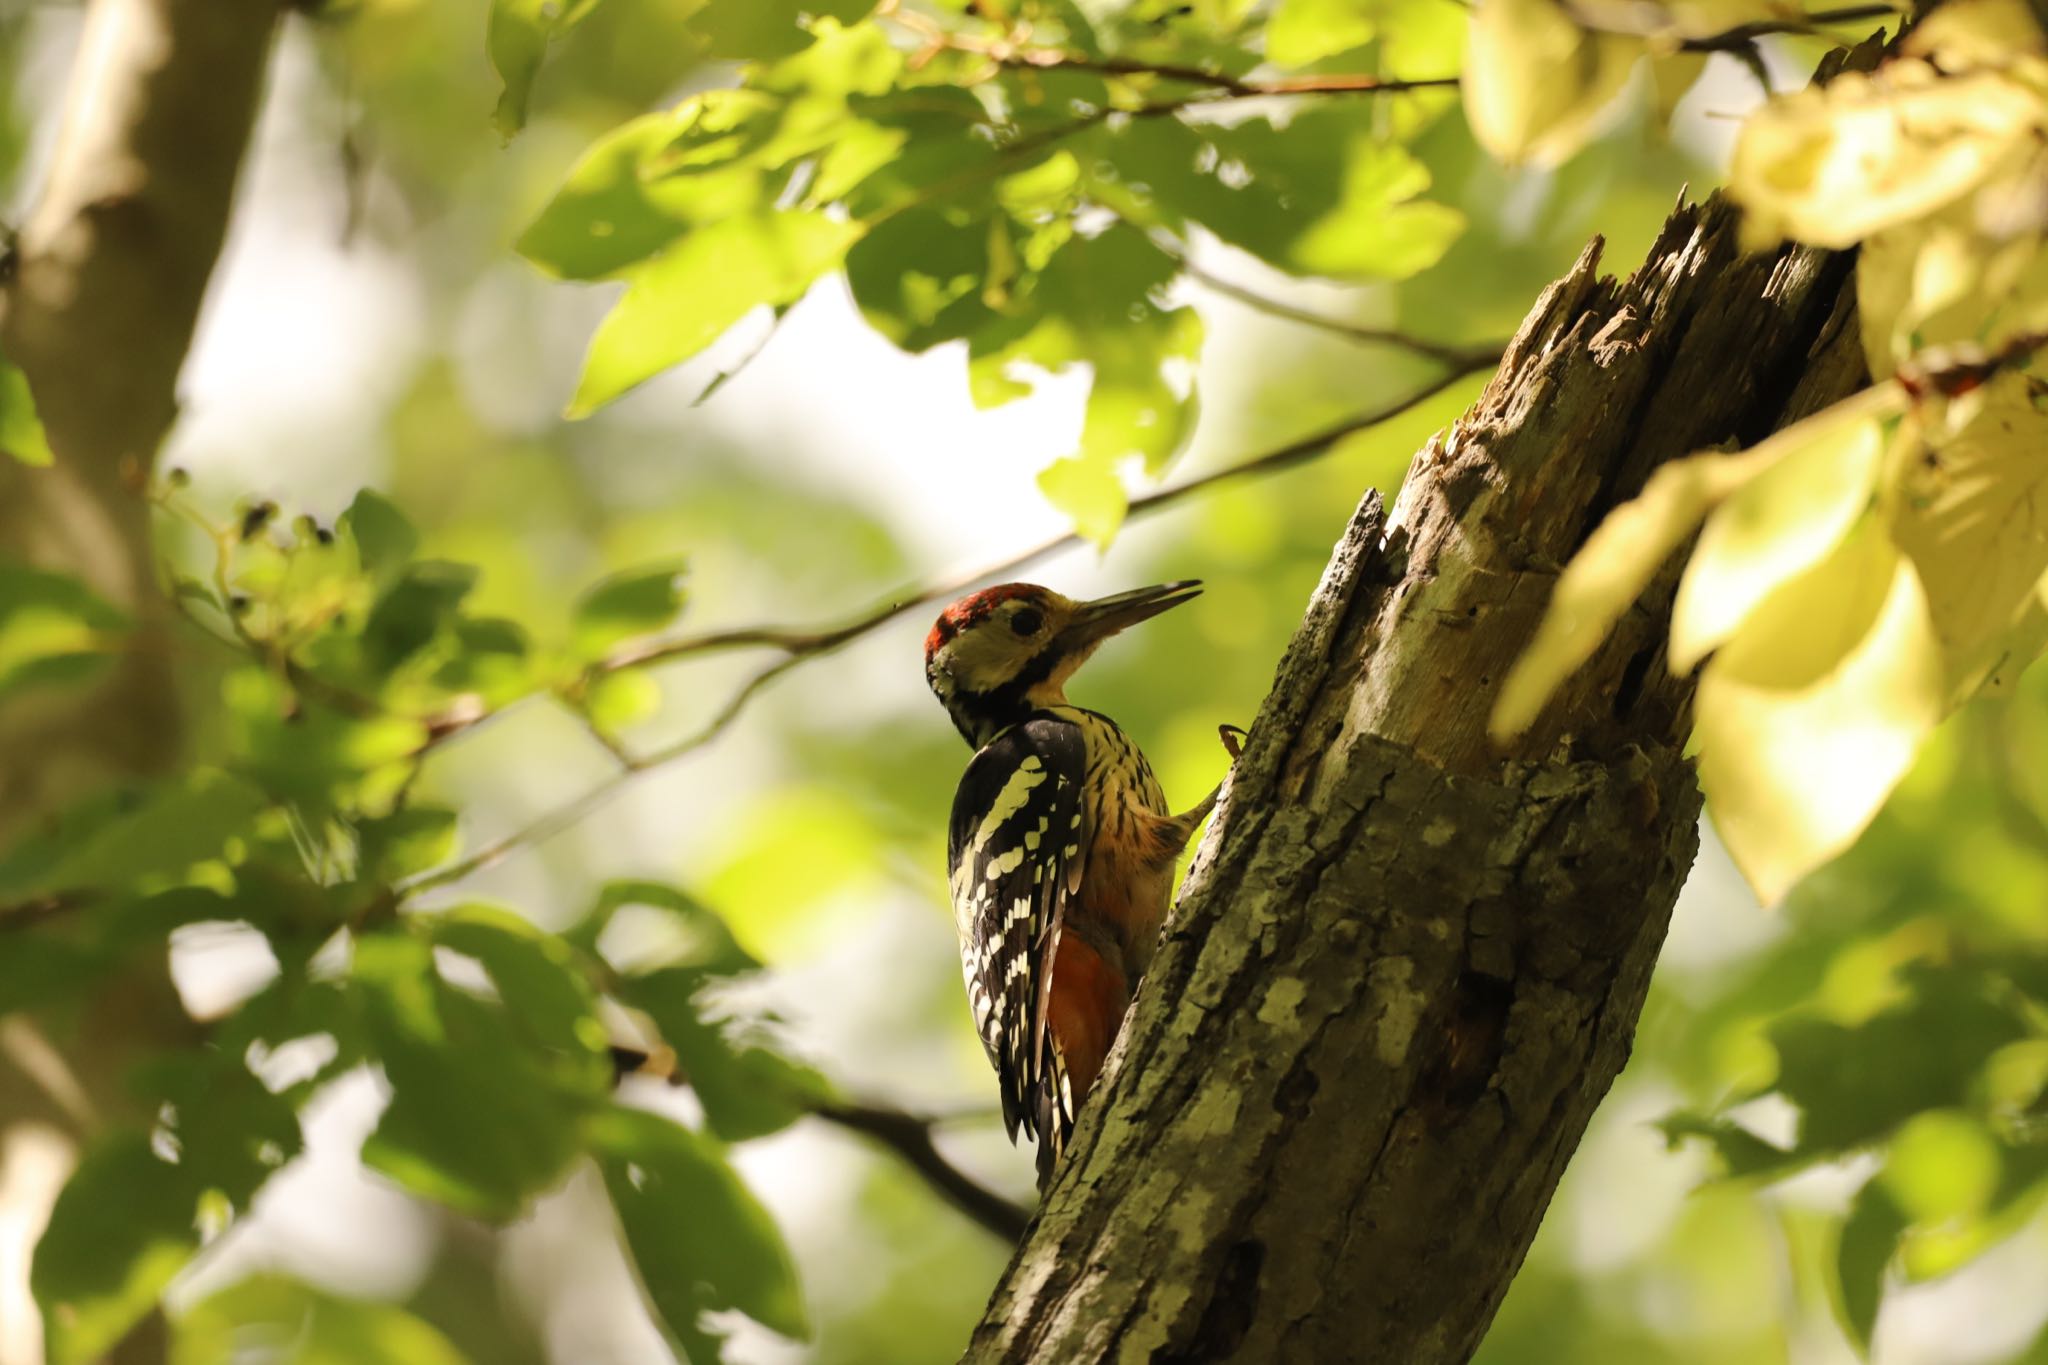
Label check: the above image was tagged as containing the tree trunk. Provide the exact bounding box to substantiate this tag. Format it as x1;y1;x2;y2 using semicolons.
0;4;282;1361
966;189;1870;1361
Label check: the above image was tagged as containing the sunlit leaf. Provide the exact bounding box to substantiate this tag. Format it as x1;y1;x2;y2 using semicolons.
1880;1109;2001;1224
0;561;129;699
1670;409;1883;672
1730;61;2047;250
1266;0;1377;64
1696;520;1946;904
359;807;459;882
1492;386;1907;739
1038;453;1129;549
486;0;604;138
1087;108;1465;280
584;666;662;732
592;1105;809;1354
1901;0;2048;66
174;1275;471;1365
1464;0;1640;166
0;352;52;465
568;211;863;416
1890;374;2048;698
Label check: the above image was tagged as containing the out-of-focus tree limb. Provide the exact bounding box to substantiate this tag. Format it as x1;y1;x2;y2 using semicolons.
0;3;283;1362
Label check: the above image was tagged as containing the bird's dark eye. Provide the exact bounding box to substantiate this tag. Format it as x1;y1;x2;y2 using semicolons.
1011;607;1043;637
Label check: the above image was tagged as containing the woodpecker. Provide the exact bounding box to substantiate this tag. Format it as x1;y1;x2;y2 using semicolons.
925;580;1222;1187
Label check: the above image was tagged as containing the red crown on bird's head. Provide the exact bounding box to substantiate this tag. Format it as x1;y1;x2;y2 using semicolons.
924;583;1050;662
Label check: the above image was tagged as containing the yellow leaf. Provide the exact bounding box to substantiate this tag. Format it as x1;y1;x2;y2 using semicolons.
1649;52;1710;124
1730;62;2047;250
1902;0;2048;66
1859;207;2048;379
1697;520;1944;905
1670;410;1882;672
1491;384;1905;740
1890;372;2048;698
1038;453;1128;549
1463;0;1641;166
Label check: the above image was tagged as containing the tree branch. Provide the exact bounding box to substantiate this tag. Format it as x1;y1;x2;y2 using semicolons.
401;359;1495;893
812;1100;1032;1241
609;1044;1032;1241
965;183;1874;1360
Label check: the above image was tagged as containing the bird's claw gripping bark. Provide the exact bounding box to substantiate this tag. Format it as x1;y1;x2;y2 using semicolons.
1218;724;1248;761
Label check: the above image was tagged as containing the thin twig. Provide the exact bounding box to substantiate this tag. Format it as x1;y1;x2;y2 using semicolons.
611;1040;1032;1240
611;356;1496;681
813;1099;1032;1240
1677;2;1901;51
1002;51;1461;99
403;359;1498;892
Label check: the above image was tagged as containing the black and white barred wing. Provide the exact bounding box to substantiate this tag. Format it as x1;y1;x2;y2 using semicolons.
945;713;1086;1142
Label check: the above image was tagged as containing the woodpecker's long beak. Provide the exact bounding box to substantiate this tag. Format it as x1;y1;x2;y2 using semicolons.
1061;580;1203;651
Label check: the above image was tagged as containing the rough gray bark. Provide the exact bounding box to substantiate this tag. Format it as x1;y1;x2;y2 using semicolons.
966;190;1870;1362
0;5;282;1362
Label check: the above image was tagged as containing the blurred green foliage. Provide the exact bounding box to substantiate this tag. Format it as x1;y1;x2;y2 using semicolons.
6;0;2048;1363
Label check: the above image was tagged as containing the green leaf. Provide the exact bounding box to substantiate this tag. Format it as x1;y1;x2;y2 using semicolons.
1656;1112;1802;1180
486;0;604;138
845;207;1003;354
568;211;863;416
175;1275;471;1365
1769;967;2028;1156
353;933;599;1219
518;103;761;282
569;880;759;976
0;351;53;465
358;807;460;881
618;967;825;1140
583;667;661;733
0;768;267;900
141;1051;304;1211
0;560;130;699
1038;453;1129;549
1266;0;1378;65
592;1105;809;1353
969;225;1203;497
362;561;477;673
34;1134;197;1365
425;904;610;1083
1464;0;1640;166
339;488;418;588
572;562;687;660
1087;108;1465;280
1834;1179;1907;1354
691;0;878;59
